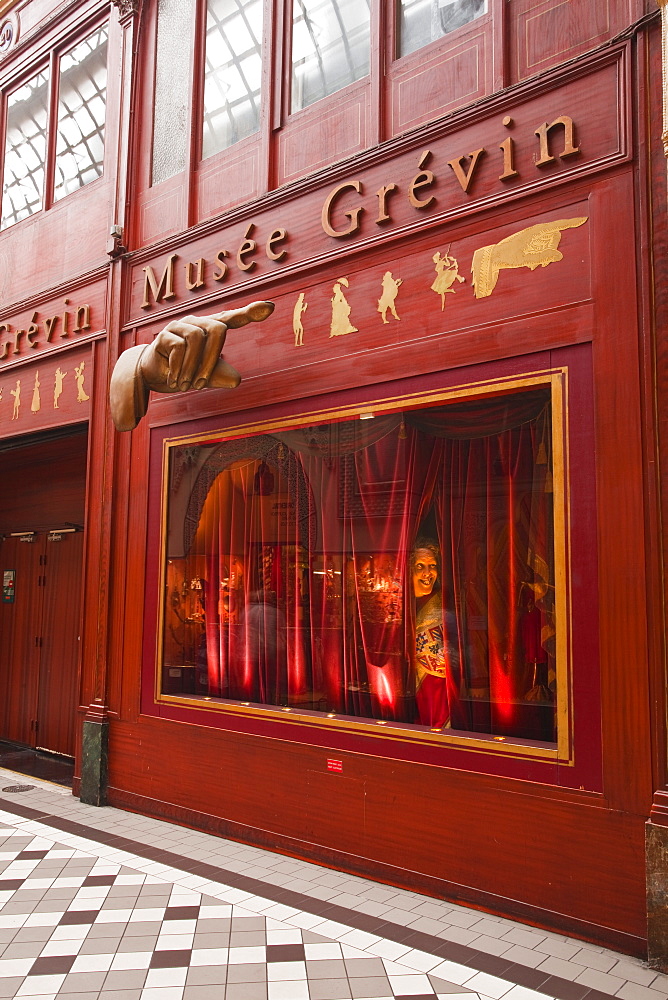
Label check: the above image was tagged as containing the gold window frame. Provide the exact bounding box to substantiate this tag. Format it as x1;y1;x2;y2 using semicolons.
154;367;573;764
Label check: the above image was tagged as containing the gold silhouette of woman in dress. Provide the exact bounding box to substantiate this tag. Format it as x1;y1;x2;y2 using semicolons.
330;277;357;337
75;361;89;402
431;250;464;310
31;371;41;413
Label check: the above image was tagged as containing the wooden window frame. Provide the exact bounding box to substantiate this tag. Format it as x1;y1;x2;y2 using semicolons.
0;12;109;231
150;368;573;767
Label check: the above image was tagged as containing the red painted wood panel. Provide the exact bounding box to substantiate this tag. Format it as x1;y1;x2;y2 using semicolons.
277;82;371;187
37;531;84;755
510;0;636;83
106;714;646;951
0;429;87;532
0;345;94;441
388;19;490;136
0;536;42;746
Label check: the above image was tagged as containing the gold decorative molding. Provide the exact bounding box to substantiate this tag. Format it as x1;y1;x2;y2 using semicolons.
660;0;668;156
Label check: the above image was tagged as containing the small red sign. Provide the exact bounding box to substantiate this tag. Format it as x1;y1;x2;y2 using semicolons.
327;759;343;772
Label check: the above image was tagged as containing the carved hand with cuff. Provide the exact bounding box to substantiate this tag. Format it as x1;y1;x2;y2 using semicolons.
110;300;274;431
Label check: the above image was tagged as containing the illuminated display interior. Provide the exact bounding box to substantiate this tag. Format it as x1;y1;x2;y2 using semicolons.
160;384;560;745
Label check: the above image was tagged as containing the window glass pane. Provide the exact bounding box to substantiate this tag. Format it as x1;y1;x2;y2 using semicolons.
152;0;196;185
292;0;371;112
202;0;263;159
1;69;49;230
398;0;487;58
53;24;108;202
160;388;559;745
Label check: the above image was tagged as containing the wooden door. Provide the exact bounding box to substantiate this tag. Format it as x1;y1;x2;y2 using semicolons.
0;530;83;756
0;428;87;756
36;531;84;756
0;535;43;746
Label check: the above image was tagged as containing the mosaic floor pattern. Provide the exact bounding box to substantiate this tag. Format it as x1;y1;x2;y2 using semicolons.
0;809;557;1000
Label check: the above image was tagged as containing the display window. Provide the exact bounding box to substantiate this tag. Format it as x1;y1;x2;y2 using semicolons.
157;372;570;758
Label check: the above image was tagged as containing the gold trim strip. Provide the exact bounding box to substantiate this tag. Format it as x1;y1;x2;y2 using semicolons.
163;372;561;448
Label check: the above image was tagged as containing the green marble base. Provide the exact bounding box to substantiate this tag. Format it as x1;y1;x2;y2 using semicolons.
79;718;109;806
647;821;668;970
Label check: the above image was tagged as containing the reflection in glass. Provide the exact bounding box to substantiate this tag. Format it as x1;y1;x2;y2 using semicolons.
398;0;487;57
291;0;371;112
160;389;559;744
202;0;263;159
1;70;49;229
152;0;195;185
54;25;108;202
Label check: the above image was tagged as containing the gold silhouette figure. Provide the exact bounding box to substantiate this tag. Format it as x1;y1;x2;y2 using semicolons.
54;367;66;408
377;271;402;324
431;250;464;310
293;292;308;347
75;361;90;402
330;278;357;337
10;379;20;420
471;217;588;298
31;371;40;413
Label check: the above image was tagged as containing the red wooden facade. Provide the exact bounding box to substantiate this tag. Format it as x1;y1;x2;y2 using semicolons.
0;0;666;965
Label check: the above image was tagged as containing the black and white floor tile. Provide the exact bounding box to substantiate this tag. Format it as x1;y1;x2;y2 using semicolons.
0;809;554;1000
0;772;660;1000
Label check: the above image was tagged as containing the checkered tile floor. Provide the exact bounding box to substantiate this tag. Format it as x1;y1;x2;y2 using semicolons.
0;819;496;1000
0;769;661;1000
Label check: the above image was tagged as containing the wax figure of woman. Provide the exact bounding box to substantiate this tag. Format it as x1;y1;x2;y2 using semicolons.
412;537;458;729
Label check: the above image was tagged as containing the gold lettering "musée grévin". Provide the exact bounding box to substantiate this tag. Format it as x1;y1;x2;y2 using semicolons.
141;224;288;310
321;115;580;238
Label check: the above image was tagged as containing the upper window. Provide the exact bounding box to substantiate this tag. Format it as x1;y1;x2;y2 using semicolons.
157;377;568;756
0;24;108;230
203;0;264;158
291;0;371;112
149;0;487;186
398;0;487;57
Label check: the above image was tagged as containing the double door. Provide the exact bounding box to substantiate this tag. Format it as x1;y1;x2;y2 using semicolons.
0;530;83;757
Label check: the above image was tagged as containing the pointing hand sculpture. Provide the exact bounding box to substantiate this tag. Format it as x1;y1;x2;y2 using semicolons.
110;300;274;431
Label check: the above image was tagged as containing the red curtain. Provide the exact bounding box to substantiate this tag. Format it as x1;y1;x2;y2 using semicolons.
177;390;555;738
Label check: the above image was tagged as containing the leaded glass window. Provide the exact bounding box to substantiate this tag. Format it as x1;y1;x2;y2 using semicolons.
202;0;263;160
291;0;371;112
398;0;487;57
53;25;108;202
0;22;108;230
1;70;49;229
